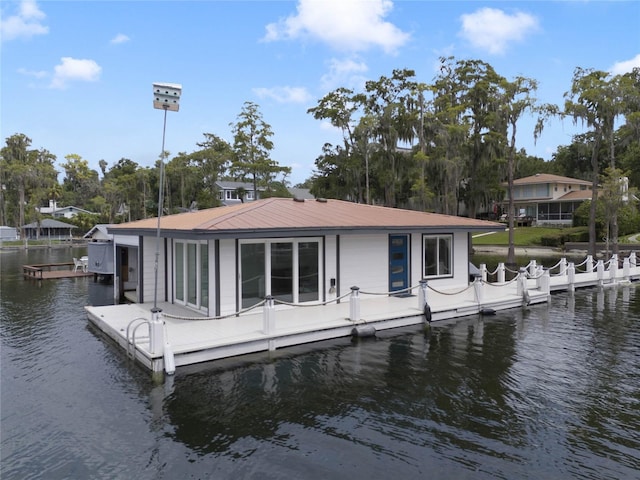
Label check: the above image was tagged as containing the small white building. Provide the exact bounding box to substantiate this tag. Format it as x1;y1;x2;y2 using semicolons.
107;198;501;312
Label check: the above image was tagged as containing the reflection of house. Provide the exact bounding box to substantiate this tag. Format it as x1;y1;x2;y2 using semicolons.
21;218;76;239
502;174;593;226
37;200;95;219
106;197;500;311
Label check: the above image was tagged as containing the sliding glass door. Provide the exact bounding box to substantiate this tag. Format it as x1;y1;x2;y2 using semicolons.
240;238;321;308
174;241;209;311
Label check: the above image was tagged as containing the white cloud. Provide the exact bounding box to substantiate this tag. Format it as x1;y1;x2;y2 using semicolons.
263;0;410;54
320;57;368;90
110;33;130;45
459;7;539;55
610;53;640;75
0;0;48;42
17;67;47;78
253;86;312;103
50;57;102;89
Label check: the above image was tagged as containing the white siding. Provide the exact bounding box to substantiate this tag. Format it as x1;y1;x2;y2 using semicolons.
339;234;389;294
218;239;237;315
410;233;422;287
142;236;165;303
324;235;338;299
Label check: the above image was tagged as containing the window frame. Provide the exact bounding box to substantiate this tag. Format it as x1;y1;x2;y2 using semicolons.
239;237;323;307
422;234;453;279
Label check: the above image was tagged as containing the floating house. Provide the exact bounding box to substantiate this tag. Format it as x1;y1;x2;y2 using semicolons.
88;197;555;373
105;197;502;310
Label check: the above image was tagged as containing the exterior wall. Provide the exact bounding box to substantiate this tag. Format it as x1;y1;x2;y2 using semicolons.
339;234;389;294
218;239;237;315
324;235;338;300
142;236;165;303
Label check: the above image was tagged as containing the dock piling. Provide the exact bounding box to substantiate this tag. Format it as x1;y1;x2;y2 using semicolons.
349;286;360;322
263;296;276;335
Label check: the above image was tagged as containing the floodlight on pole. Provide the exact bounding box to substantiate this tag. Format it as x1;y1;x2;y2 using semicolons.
152;82;182;312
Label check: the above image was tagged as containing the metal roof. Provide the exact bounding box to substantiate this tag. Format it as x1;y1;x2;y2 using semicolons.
109;198;502;238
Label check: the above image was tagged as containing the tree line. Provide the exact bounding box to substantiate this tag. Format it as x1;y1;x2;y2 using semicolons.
1;57;639;257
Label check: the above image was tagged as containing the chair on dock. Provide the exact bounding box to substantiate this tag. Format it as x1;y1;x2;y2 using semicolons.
73;257;84;273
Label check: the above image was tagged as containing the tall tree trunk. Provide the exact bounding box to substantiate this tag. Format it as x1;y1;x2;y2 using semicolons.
588;138;601;257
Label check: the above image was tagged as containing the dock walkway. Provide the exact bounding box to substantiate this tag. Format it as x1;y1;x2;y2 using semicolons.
86;252;640;374
23;262;93;280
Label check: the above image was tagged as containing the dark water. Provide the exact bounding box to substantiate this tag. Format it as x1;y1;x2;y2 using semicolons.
2;249;639;480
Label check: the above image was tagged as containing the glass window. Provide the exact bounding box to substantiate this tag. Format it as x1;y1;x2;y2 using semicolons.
175;242;184;301
241;243;265;308
271;242;293;303
423;235;452;278
298;242;319;302
201;245;208;308
187;243;197;305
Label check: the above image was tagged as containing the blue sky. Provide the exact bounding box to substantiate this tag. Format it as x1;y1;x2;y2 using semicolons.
2;0;639;186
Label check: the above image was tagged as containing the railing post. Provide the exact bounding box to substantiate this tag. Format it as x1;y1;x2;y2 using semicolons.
529;259;537;277
540;268;551;297
517;267;526;296
609;254;618;281
586;254;594;273
149;307;164;356
349;286;360;322
623;257;630;280
473;277;483;305
263;295;276;336
567;262;576;293
630;252;637;267
560;257;568;276
480;263;487;282
418;279;428;310
596;259;605;286
497;262;506;283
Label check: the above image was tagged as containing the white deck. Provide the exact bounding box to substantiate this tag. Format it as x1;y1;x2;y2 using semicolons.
86;254;640;373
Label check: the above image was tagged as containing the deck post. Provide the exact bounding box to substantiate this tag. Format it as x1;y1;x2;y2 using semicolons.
568;262;576;292
630;252;637;267
473;277;483;305
586;255;594;273
149;308;164;356
263;296;275;335
497;263;505;283
479;264;487;282
540;269;551;297
609;254;618;281
560;258;568;276
529;260;537;277
349;286;360;322
623;257;630;280
596;260;605;286
418;280;428;310
517;268;529;304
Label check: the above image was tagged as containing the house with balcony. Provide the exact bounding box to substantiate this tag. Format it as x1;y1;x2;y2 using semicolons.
37;200;95;219
502;173;594;226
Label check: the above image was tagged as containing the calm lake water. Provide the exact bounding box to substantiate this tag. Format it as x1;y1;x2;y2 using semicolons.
1;248;639;479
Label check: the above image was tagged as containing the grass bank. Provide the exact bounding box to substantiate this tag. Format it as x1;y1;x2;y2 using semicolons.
472;227;565;247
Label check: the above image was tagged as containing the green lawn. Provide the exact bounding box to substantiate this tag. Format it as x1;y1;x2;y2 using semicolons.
472;227;565;246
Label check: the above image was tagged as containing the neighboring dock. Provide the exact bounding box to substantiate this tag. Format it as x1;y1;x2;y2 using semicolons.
23;262;93;280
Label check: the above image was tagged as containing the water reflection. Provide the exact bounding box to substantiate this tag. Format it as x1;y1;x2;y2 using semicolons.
2;249;640;479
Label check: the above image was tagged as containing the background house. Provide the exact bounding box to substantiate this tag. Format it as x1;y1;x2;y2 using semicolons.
502;174;593;226
21;218;76;240
37;200;95;219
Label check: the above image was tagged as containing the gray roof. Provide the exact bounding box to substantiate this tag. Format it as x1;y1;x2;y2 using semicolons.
22;219;77;229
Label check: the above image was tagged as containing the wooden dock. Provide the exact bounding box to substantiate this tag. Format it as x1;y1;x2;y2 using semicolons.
23;262;93;280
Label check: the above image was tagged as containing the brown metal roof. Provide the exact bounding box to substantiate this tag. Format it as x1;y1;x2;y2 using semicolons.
512;173;592;186
109;198;502;236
